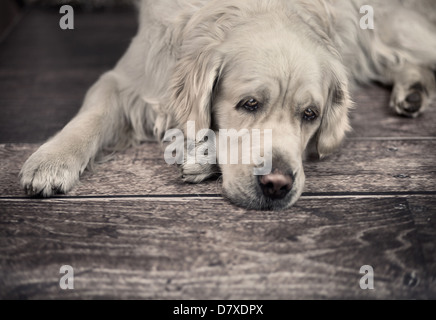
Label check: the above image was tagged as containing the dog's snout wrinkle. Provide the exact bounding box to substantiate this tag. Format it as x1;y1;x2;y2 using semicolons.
259;169;294;200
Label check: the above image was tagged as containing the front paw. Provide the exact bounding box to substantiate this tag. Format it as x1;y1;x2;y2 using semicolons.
181;162;219;184
20;144;85;197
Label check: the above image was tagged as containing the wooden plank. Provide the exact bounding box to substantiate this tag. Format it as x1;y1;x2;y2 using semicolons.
304;138;436;194
408;197;436;287
0;196;434;299
350;86;436;138
0;143;220;197
1;139;435;197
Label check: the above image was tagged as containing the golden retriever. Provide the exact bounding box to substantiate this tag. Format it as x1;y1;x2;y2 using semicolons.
20;0;436;210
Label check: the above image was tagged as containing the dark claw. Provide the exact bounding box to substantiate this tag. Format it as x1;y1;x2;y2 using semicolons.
402;91;422;114
405;92;422;104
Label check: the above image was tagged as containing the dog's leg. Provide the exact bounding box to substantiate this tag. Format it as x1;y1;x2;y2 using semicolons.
20;71;124;196
389;64;436;118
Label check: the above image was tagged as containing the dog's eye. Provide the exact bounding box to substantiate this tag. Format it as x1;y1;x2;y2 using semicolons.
238;98;260;112
303;107;319;121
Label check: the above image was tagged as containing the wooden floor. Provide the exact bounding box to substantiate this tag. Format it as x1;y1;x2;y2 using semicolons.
0;7;435;300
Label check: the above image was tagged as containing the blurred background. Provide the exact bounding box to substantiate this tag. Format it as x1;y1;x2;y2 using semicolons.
1;1;137;39
0;0;138;143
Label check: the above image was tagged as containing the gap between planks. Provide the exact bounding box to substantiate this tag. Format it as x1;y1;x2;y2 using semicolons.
1;191;435;202
348;137;436;141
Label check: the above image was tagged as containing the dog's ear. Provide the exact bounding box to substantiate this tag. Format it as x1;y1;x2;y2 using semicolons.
167;45;223;134
162;3;249;136
315;76;353;158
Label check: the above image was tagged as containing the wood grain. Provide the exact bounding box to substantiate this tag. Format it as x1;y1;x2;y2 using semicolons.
1;139;435;198
0;196;435;299
408;197;436;286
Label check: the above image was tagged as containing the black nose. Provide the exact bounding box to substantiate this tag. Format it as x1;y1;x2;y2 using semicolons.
258;169;294;200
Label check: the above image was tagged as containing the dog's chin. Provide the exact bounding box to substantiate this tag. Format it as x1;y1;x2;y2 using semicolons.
222;181;302;211
228;194;300;211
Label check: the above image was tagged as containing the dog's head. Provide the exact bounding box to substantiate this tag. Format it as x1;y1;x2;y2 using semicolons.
165;0;352;210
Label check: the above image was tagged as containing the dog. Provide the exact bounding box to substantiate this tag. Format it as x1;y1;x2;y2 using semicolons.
20;0;436;210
